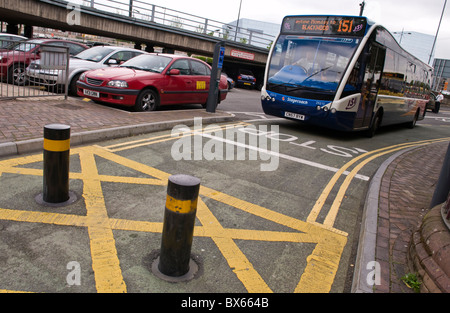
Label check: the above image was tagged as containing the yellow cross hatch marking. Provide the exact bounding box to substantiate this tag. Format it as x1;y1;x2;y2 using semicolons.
0;132;448;293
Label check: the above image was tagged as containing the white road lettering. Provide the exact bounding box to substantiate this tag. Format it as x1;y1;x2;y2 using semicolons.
199;132;370;181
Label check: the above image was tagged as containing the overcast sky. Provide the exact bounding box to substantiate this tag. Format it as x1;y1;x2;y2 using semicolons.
143;0;450;61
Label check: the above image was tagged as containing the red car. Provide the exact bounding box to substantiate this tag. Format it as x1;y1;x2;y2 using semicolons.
77;53;228;111
0;38;88;85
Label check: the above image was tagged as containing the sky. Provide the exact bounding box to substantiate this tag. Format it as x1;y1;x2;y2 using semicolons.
143;0;450;61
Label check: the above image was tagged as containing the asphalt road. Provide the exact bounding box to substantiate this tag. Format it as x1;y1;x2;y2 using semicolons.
0;88;448;294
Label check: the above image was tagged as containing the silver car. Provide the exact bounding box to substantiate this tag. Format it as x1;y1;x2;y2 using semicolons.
0;33;27;50
26;45;146;95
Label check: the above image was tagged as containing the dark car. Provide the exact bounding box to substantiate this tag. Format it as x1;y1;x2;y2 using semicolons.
236;69;256;89
426;92;438;113
0;38;88;85
222;72;235;90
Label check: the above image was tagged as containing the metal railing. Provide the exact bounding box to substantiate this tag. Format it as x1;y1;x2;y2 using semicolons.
0;40;69;99
65;0;275;49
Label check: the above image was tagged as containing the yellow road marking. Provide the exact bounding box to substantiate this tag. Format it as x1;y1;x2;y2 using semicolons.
0;208;88;227
196;197;273;293
0;289;34;293
295;232;347;293
307;137;450;226
104;122;249;152
1;135;448;293
78;148;127;293
0;145;345;293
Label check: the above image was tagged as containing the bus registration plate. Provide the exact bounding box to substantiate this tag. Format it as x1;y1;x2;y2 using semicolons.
285;111;305;120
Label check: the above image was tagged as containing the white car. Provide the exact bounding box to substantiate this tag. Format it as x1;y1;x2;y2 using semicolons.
0;33;27;50
26;45;146;95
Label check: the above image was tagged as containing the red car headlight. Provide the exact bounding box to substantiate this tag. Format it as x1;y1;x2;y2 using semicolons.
107;80;128;88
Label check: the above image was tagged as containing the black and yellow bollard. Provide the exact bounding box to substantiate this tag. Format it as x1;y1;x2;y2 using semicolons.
38;124;76;206
158;174;201;278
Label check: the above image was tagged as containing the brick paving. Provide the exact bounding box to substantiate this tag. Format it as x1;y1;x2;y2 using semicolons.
374;142;449;293
0;97;233;145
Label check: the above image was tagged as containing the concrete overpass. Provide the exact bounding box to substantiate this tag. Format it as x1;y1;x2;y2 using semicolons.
0;0;270;75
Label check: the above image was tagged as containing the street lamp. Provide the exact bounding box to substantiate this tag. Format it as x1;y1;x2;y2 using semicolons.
393;30;412;44
359;1;365;16
234;0;243;42
429;0;447;64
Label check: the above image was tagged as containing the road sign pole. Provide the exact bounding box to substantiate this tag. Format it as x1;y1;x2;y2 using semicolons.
206;41;225;113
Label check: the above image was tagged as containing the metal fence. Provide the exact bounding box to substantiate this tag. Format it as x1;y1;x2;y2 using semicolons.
0;39;69;99
66;0;275;49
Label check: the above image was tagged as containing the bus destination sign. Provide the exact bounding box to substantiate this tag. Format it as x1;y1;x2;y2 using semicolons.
282;16;367;37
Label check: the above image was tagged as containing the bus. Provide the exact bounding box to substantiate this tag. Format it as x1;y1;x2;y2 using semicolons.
261;15;433;136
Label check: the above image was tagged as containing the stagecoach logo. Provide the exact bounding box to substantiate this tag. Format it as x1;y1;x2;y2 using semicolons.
346;97;357;110
282;96;308;105
353;24;364;33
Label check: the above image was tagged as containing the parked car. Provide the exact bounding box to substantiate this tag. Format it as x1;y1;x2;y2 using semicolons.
0;38;88;85
77;53;228;111
222;72;235;90
0;33;27;51
426;92;438;113
236;69;256;89
27;45;146;95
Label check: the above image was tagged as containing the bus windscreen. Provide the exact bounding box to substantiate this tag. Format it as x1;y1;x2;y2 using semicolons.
267;36;360;100
281;16;367;37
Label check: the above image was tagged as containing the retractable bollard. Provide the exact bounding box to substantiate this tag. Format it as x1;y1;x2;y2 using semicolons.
157;174;201;279
42;124;72;204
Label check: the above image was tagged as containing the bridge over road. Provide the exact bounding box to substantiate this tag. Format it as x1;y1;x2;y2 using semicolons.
0;0;271;78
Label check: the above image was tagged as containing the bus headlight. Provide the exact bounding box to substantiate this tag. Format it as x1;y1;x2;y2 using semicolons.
330;108;337;114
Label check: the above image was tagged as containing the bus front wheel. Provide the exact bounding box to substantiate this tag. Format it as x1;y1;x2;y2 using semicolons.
366;112;381;138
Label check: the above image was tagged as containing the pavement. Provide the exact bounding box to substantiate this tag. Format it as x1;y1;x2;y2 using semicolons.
352;140;450;293
0;96;235;157
0;95;449;293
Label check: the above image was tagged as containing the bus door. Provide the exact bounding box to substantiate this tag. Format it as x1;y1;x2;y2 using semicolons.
354;44;386;128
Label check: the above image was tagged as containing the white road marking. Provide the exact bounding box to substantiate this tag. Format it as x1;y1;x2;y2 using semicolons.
198;131;370;181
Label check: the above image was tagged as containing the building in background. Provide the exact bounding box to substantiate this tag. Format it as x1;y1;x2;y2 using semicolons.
392;30;435;65
432;58;450;93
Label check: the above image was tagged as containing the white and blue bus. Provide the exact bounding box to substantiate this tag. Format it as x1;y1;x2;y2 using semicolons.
261;15;433;136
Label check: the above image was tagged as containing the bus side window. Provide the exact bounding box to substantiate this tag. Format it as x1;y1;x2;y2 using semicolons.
341;56;365;98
